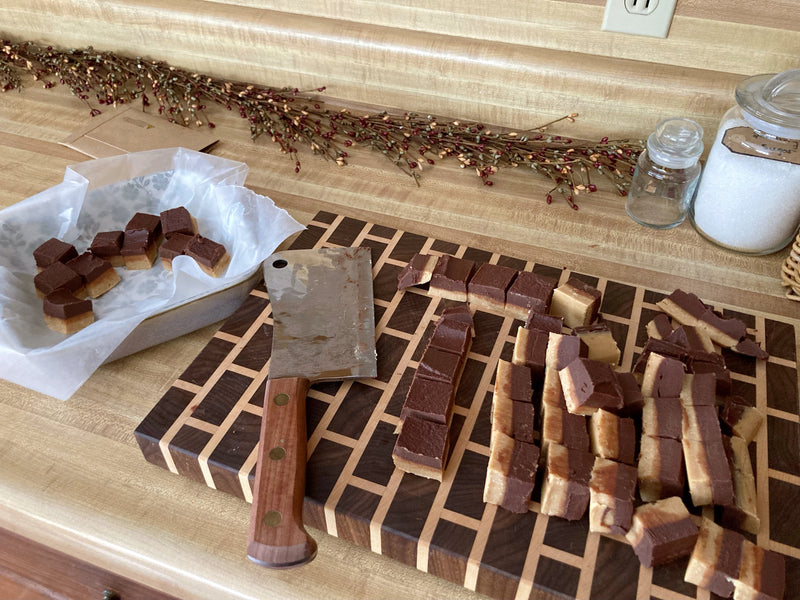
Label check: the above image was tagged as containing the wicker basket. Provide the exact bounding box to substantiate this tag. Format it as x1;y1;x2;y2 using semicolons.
781;231;800;301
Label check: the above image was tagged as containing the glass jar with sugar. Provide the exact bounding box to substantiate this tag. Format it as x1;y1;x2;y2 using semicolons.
690;69;800;255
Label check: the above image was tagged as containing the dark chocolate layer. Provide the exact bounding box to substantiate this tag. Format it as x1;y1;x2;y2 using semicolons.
89;230;124;259
160;206;195;238
185;235;226;267
468;262;517;303
506;271;557;314
66;252;112;282
43;289;92;319
33;237;78;268
34;261;83;296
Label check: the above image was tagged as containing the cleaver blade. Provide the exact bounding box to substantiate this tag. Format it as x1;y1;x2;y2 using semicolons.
247;246;377;568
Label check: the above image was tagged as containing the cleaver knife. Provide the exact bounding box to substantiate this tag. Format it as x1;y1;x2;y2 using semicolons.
247;246;377;568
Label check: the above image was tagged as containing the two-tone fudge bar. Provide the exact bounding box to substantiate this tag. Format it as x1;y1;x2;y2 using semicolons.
483;431;540;513
43;289;94;334
397;253;439;290
680;372;717;406
720;436;760;534
33;237;78;272
625;496;699;567
428;254;475;302
640;352;685;398
491;360;535;444
505;270;557;321
588;457;638;534
589;409;636;465
417;346;463;385
541;367;567;410
467;262;517;314
34;261;85;299
687;351;732;396
574;322;621;366
614;371;645;416
160;206;197;239
645;313;674;340
666;325;716;354
399;377;454;426
539;443;594;521
684;518;744;598
66;252;121;298
525;311;563;334
185;234;230;277
546;332;588;371
512;325;549;380
122;212;162;270
656;289;709;327
549;277;602;329
89;230;125;267
732;538;785;600
392;415;450;481
559;357;624;415
696;308;747;349
632;338;688;375
541;403;589;454
719;396;764;444
159;232;195;271
637;434;685;502
642;396;683;440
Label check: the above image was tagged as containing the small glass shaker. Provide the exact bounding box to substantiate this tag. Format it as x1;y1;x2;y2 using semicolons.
626;117;704;229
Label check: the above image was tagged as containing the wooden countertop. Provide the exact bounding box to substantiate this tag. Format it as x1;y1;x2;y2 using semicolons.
0;84;796;600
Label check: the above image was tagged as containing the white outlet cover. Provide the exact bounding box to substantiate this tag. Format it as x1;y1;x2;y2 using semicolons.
602;0;677;38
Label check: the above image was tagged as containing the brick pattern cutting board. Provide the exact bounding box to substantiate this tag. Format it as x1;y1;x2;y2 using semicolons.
135;211;800;600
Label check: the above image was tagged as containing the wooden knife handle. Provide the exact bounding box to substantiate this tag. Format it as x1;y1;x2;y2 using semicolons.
247;376;317;568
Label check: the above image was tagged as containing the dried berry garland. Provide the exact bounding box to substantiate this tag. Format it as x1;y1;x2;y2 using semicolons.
1;37;644;207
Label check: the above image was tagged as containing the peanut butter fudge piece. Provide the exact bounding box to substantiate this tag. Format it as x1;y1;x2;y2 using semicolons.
428;254;475;302
492;361;535;444
682;437;735;506
642;397;683;440
428;317;471;356
697;309;747;349
417;346;463;385
589;457;638;534
33;237;78;271
66;252;120;298
720;436;760;534
439;303;474;335
400;377;454;425
495;359;533;403
121;229;159;270
614;371;644;416
125;212;163;244
160;206;197;239
719;397;764;444
680;373;717;407
632;338;688;374
546;332;588;371
34;261;85;299
43;290;94;334
682;404;723;442
549;277;602;328
589;409;636;465
483;431;539;513
505;270;557;321
574;322;621;366
646;313;674;340
397;253;439;290
89;230;124;267
733;539;785;600
625;496;699;567
684;518;744;598
539;443;594;521
467;262;517;313
560;357;624;415
656;289;708;327
392;415;449;481
159;232;194;271
512;326;549;379
541;403;589;453
637;435;685;502
185;234;230;277
525;311;563;334
688;352;732;396
541;367;567;410
641;352;685;398
666;325;716;354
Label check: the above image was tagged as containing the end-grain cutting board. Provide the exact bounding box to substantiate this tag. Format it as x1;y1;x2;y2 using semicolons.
135;211;800;600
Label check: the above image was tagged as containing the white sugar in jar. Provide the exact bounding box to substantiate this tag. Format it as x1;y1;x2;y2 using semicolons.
690;69;800;255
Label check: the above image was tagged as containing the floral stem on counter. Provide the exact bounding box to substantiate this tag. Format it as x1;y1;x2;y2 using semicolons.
0;37;644;206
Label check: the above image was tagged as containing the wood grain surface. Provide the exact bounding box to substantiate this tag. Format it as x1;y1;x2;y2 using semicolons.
136;211;800;600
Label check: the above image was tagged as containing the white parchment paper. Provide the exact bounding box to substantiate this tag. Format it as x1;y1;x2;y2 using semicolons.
0;147;304;400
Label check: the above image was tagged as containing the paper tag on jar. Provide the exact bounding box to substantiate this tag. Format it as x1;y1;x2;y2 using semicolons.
722;127;800;166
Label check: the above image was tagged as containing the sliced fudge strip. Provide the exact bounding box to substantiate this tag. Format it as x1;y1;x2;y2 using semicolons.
539;443;594;521
681;404;723;442
688;352;732;396
641;352;685;398
656;289;709;327
642;396;683;440
549;277;602;329
732;538;785;600
399;376;454;426
512;326;549;379
546;332;587;371
505;270;557;321
637;434;685;502
89;230;124;267
574;322;621;366
719;396;764;444
392;415;450;481
160;206;197;239
559;357;624;416
720;436;760;535
483;431;540;514
185;234;230;278
588;457;638;534
494;359;533;403
625;496;699;568
696;308;747;349
397;253;439;290
33;237;78;271
541;402;589;454
614;371;645;416
682;437;734;506
66;252;120;298
159;232;195;272
34;261;85;299
428;254;475;302
589;409;636;465
43;290;94;334
680;372;717;407
467;262;517;314
684;518;744;598
646;313;674;340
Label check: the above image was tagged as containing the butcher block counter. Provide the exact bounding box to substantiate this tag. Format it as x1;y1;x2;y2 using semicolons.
1;72;799;600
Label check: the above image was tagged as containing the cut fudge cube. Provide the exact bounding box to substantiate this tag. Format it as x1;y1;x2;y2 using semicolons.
428;254;475;302
392;415;449;481
614;371;644;416
641;352;685;398
646;313;674;340
539;443;594;521
559;357;624;415
682;437;734;506
632;338;688;374
589;409;636;465
483;431;539;514
625;496;699;567
428;317;471;356
546;332;587;371
505;270;557;320
684;518;744;598
121;229;159;270
525;311;563;334
438;303;474;335
541;402;589;453
666;325;716;354
541;367;567;410
512;326;549;379
495;359;533;403
719;397;764;444
637;435;685;502
397;253;439;290
185;234;230;277
43;289;94;334
642;397;683;440
34;261;85;298
574;322;621;366
66;252;120;298
125;212;163;245
720;436;760;534
467;262;517;314
549;277;602;328
160;206;197;239
159;232;195;271
589;457;638;534
656;289;709;327
417;346;463;384
399;377;454;425
89;230;124;267
733;539;785;600
688;354;732;396
680;372;717;407
33;237;78;271
491;383;535;444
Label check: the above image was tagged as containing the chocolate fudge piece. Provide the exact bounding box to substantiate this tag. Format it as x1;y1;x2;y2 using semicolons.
656;289;708;327
439;303;474;335
666;325;716;354
397;253;439;290
525;311;563;334
646;313;674;340
541;403;590;453
682;437;735;506
614;371;644;416
505;270;557;320
428;254;475;302
392;415;449;481
549;277;602;329
33;237;78;271
159;232;195;271
65;252;120;299
492;362;535;444
697;309;747;349
539;443;594;521
483;431;539;513
89;230;124;267
641;352;685;398
125;212;163;244
733;337;769;360
720;436;760;534
400;377;454;425
733;539;785;600
632;338;688;374
680;372;717;407
637;435;685;502
541;367;567;410
121;229;159;270
546;332;588;371
495;359;533;403
589;409;636;465
589;457;638;534
34;261;84;298
684;518;744;598
185;234;230;277
642;397;683;440
625;496;699;567
417;346;462;384
428;317;471;356
467;262;517;314
688;353;732;396
574;322;621;366
160;206;197;239
512;326;549;379
42;289;94;334
559;357;624;415
682;404;723;442
719;397;764;444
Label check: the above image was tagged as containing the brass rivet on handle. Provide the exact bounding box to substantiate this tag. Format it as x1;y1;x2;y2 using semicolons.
263;510;282;527
273;393;290;406
269;446;286;460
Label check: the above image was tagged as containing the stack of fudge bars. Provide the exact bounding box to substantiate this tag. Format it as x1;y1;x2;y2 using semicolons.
396;254;782;597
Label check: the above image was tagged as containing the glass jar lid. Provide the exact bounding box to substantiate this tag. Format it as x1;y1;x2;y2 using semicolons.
646;117;704;169
736;68;800;139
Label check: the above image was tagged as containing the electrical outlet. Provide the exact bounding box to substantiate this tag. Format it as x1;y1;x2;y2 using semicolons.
602;0;677;38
